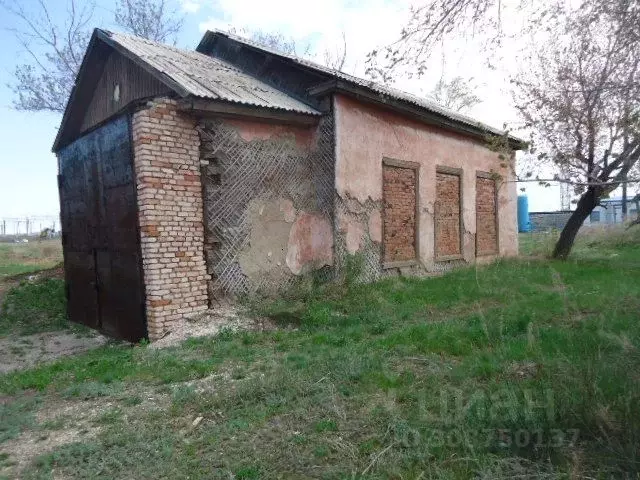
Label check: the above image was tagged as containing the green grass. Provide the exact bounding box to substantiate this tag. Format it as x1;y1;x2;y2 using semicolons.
2;227;640;478
519;224;640;262
0;240;62;279
0;278;69;336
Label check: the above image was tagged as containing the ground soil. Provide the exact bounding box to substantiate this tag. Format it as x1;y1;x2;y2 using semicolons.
0;265;111;373
0;331;109;374
150;303;276;348
0;267;279;477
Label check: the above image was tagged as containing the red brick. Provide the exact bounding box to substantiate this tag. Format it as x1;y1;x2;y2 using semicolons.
435;172;461;258
476;176;498;255
149;299;172;307
141;224;159;237
132;98;209;341
382;165;416;262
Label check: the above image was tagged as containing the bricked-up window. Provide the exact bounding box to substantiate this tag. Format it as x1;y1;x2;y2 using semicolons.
476;174;498;255
382;160;419;265
435;168;462;259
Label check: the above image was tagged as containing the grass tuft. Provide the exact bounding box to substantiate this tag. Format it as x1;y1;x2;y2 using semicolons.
1;229;639;478
0;278;69;336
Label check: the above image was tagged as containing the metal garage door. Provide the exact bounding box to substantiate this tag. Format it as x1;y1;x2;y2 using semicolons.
57;115;146;342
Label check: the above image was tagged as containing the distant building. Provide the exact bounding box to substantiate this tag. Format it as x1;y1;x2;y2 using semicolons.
587;196;639;225
528;195;639;231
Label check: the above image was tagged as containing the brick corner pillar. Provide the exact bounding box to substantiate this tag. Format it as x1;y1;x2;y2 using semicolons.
131;97;209;340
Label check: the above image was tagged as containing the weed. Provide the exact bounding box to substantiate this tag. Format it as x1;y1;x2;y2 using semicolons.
0;279;69;336
0;240;62;279
314;419;338;433
0;395;38;442
62;381;123;400
40;417;66;431
171;384;197;408
3;229;640;478
96;407;123;426
121;395;143;407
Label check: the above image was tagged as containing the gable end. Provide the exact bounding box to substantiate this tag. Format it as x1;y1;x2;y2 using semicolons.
80;48;170;134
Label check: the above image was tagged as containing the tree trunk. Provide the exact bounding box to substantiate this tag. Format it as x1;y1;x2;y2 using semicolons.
552;187;599;260
622;180;628;221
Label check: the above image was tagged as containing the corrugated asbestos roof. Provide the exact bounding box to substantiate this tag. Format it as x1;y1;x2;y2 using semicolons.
203;30;516;140
103;30;321;116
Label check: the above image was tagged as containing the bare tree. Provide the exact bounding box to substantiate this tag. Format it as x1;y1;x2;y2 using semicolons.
2;0;185;114
369;0;640;259
114;0;184;44
230;27;311;57
429;76;482;112
366;0;519;83
235;27;348;71
322;32;348;71
514;0;640;258
1;0;94;113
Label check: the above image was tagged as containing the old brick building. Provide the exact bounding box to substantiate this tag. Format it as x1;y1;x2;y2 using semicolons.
54;29;524;341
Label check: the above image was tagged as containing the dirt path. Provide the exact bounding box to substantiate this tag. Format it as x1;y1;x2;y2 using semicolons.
0;330;109;373
0;265;111;373
0;367;236;478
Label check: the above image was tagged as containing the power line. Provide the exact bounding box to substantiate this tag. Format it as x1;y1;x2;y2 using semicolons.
0;215;59;236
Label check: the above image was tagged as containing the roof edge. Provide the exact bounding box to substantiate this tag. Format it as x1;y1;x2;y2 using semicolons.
310;80;528;150
52;30;101;152
198;30;527;151
178;98;321;125
53;28;192;152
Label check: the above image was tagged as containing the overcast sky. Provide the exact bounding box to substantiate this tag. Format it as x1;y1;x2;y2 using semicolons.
0;0;562;223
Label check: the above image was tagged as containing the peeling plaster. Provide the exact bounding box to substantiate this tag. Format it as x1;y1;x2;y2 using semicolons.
333;94;518;269
337;206;369;253
199;115;335;296
368;210;382;244
225;118;315;149
238;199;291;289
279;198;297;223
286;212;333;275
345;220;365;254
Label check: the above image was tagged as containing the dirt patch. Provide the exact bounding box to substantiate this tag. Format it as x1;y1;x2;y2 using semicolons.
0;331;109;374
506;361;541;380
1;425;102;476
0;382;176;477
150;304;276;349
0;372;237;477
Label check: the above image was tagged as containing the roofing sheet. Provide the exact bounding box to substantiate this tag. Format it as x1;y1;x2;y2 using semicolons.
208;30;515;139
104;30;320;115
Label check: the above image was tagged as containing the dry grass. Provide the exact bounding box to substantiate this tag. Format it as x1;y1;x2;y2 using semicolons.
519;223;640;260
0;240;63;279
1;230;640;478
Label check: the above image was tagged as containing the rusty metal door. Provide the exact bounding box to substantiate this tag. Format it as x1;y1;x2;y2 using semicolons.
58;115;146;341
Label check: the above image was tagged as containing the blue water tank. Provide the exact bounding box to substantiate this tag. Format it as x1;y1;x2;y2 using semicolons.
517;195;531;232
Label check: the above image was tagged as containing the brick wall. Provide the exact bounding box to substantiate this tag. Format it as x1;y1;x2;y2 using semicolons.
476;176;498;255
435;171;462;258
132;98;209;340
382;164;416;263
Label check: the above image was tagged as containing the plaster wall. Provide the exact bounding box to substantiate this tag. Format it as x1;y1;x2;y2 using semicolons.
333;94;518;272
199;115;335;296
